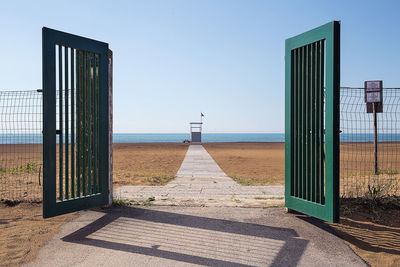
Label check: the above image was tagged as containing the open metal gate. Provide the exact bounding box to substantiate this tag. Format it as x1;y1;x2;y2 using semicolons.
42;28;111;218
285;21;340;223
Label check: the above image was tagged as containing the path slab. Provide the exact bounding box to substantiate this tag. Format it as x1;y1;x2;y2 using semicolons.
115;145;284;207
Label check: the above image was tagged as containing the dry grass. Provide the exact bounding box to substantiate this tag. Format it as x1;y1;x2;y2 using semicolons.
341;142;400;197
0;144;42;201
0;143;189;201
203;142;285;185
204;142;400;197
113;143;188;186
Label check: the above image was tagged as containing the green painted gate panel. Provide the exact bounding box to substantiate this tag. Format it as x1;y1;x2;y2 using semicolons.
285;21;340;223
42;27;110;218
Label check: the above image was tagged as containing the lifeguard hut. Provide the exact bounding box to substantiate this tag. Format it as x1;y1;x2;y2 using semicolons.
190;122;203;143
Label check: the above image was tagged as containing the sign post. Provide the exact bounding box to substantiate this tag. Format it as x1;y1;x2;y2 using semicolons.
364;80;383;175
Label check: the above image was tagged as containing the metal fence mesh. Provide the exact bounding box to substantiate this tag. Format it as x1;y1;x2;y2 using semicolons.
0;87;399;201
340;87;400;198
0;90;42;201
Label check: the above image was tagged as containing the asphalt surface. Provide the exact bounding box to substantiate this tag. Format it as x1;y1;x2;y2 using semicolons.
27;206;366;267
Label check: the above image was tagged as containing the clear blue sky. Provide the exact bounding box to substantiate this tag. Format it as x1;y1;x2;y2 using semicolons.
1;0;399;133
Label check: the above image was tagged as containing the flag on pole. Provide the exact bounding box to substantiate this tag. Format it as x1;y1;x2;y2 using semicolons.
201;113;204;117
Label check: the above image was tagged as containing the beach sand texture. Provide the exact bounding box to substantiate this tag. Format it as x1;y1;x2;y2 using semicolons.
0;142;399;266
204;142;400;197
1;142;399;200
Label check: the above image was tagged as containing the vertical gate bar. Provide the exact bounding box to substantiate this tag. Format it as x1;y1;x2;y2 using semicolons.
332;21;341;222
88;53;92;194
81;51;85;196
298;47;301;198
76;50;80;197
92;53;95;194
311;42;316;202
93;54;98;193
296;48;300;197
92;54;95;193
315;41;319;203
306;44;312;201
97;50;102;195
316;40;321;204
65;47;69;199
297;47;302;198
82;50;85;198
58;45;63;201
320;39;325;204
98;53;101;193
308;44;312;201
91;53;94;193
82;51;87;196
292;49;297;197
71;48;75;198
95;54;99;193
302;45;307;199
304;45;308;200
97;54;101;193
92;53;96;193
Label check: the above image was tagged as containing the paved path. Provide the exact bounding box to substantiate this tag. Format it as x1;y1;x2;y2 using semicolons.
27;206;366;267
115;145;284;207
28;146;366;266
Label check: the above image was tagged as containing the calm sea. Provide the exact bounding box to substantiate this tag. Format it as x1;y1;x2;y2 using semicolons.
1;133;400;144
113;133;284;143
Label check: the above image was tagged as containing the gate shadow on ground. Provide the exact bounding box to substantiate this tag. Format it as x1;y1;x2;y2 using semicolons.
62;206;308;266
298;214;400;255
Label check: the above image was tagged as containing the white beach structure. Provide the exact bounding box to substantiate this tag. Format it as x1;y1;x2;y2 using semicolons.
190;122;202;143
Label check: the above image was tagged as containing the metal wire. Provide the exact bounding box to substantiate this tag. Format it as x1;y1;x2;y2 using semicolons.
0;90;42;201
0;87;399;202
340;87;400;197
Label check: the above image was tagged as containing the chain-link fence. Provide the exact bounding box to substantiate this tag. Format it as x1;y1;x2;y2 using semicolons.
0;90;42;201
340;87;400;198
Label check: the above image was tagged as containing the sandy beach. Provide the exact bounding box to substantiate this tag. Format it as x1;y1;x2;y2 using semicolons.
1;142;399;198
204;142;284;185
1;142;400;266
113;143;189;186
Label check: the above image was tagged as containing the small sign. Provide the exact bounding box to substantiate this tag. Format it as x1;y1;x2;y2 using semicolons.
364;80;383;113
365;81;381;91
366;91;381;103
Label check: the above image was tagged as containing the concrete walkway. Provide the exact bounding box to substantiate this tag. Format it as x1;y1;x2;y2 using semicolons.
27;206;366;267
27;145;366;266
115;145;284;207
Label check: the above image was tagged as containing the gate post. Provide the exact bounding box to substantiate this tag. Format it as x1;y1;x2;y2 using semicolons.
108;49;113;205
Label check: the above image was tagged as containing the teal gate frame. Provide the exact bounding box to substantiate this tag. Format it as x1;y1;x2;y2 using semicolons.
285;21;340;223
43;27;110;218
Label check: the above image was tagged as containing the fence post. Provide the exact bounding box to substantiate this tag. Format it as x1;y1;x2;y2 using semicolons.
373;103;378;174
